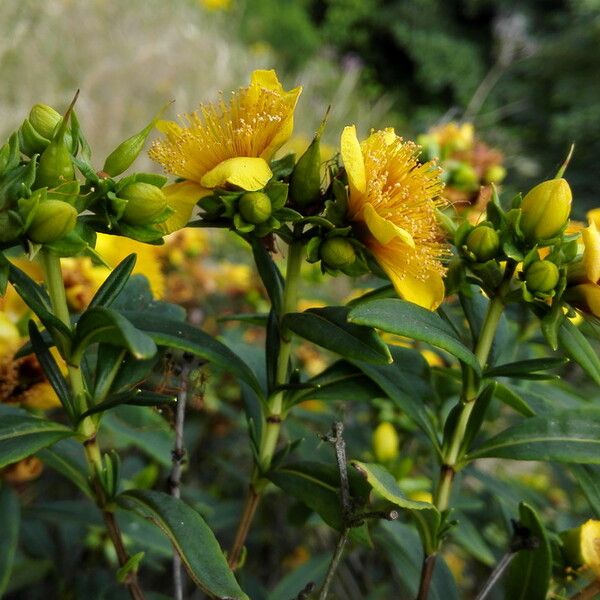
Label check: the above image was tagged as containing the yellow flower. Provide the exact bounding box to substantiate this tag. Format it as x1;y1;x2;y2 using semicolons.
561;519;600;576
149;70;302;233
340;126;447;309
199;0;231;10
2;456;44;483
430;122;474;152
566;221;600;317
588;208;600;229
0;313;20;358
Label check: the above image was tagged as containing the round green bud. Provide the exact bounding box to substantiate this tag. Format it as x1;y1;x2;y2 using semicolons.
525;260;560;293
520;178;571;240
238;192;272;225
465;226;499;262
450;164;478;191
484;164;507;185
29;104;62;140
120;182;168;225
320;237;356;269
27;200;77;243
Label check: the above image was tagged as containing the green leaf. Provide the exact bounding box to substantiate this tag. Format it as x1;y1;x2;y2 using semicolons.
348;299;481;373
0;407;74;469
352;461;440;554
251;238;284;315
351;346;440;451
118;490;249;600
505;503;551;600
116;552;144;583
0;486;19;597
89;253;136;308
451;512;496;566
558;318;600;385
37;439;92;498
468;408;600;463
81;389;176;419
283;307;392;365
494;384;536;417
122;314;264;400
71;307;157;363
268;461;371;544
267;554;328;600
571;465;600;517
28;321;72;415
484;357;568;379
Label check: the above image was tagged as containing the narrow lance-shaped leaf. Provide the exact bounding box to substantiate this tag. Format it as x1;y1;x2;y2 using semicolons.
118;489;249;600
558;318;600;385
484;357;568;378
0;486;19;596
89;253;137;308
467;408;600;464
348;299;481;373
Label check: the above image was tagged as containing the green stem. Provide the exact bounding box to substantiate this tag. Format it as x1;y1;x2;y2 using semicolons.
39;248;143;600
228;239;303;569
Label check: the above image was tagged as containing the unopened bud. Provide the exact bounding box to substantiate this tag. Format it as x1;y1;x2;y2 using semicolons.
560;520;600;576
372;422;400;462
290;134;322;207
120;182;168;225
450;164;478;192
27;200;77;243
520;178;571;240
465;226;499;262
238;192;272;224
320;237;356;269
484;165;506;185
29;104;62;140
525;260;560;293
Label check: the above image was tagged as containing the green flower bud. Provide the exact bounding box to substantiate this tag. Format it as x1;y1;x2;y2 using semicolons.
560;520;600;576
119;182;168;225
450;164;478;192
525;260;560;293
290;134;322;207
520;178;572;240
29;104;62;140
484;164;506;185
27;200;77;243
238;192;272;224
465;226;499;262
320;237;356;269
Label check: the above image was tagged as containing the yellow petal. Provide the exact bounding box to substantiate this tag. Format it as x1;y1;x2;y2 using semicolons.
250;69;284;92
583;221;600;283
581;520;600;576
159;181;209;234
567;283;600;318
200;157;272;191
261;113;296;160
363;203;415;248
588;208;600;229
341;126;366;196
155;119;184;139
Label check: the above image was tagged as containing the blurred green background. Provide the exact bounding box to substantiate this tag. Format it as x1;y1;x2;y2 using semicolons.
2;0;599;216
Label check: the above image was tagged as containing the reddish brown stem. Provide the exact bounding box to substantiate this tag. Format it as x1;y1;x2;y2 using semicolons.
416;553;437;600
228;485;260;570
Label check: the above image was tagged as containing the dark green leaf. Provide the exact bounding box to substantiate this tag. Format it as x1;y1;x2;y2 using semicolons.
494;384;536;417
89;253;136;308
122;314;264;399
468;408;600;463
0;407;74;469
118;489;249;600
505;503;551;600
37;439;92;498
251;238;284;315
0;486;19;596
81;389;176;419
349;299;481;372
283;306;392;365
71;307;157;362
451;512;495;566
351;346;440;451
459;383;496;455
485;357;568;378
558;318;600;385
571;465;600;517
28;321;72;414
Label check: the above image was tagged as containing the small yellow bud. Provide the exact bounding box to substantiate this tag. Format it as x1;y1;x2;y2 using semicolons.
119;182;168;225
320;238;356;269
525;260;560;293
238;192;272;224
484;165;506;185
560;520;600;575
520;178;572;240
450;164;478;192
372;422;400;462
465;226;499;262
28;104;62;140
27;200;77;243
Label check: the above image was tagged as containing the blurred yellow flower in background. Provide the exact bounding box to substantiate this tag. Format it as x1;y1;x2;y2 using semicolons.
566;221;600;317
341;126;447;309
150;69;302;233
199;0;232;11
430;121;474;152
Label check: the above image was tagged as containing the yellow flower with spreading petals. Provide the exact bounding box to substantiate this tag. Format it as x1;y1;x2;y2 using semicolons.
340;126;448;309
566;221;600;317
149;70;302;233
